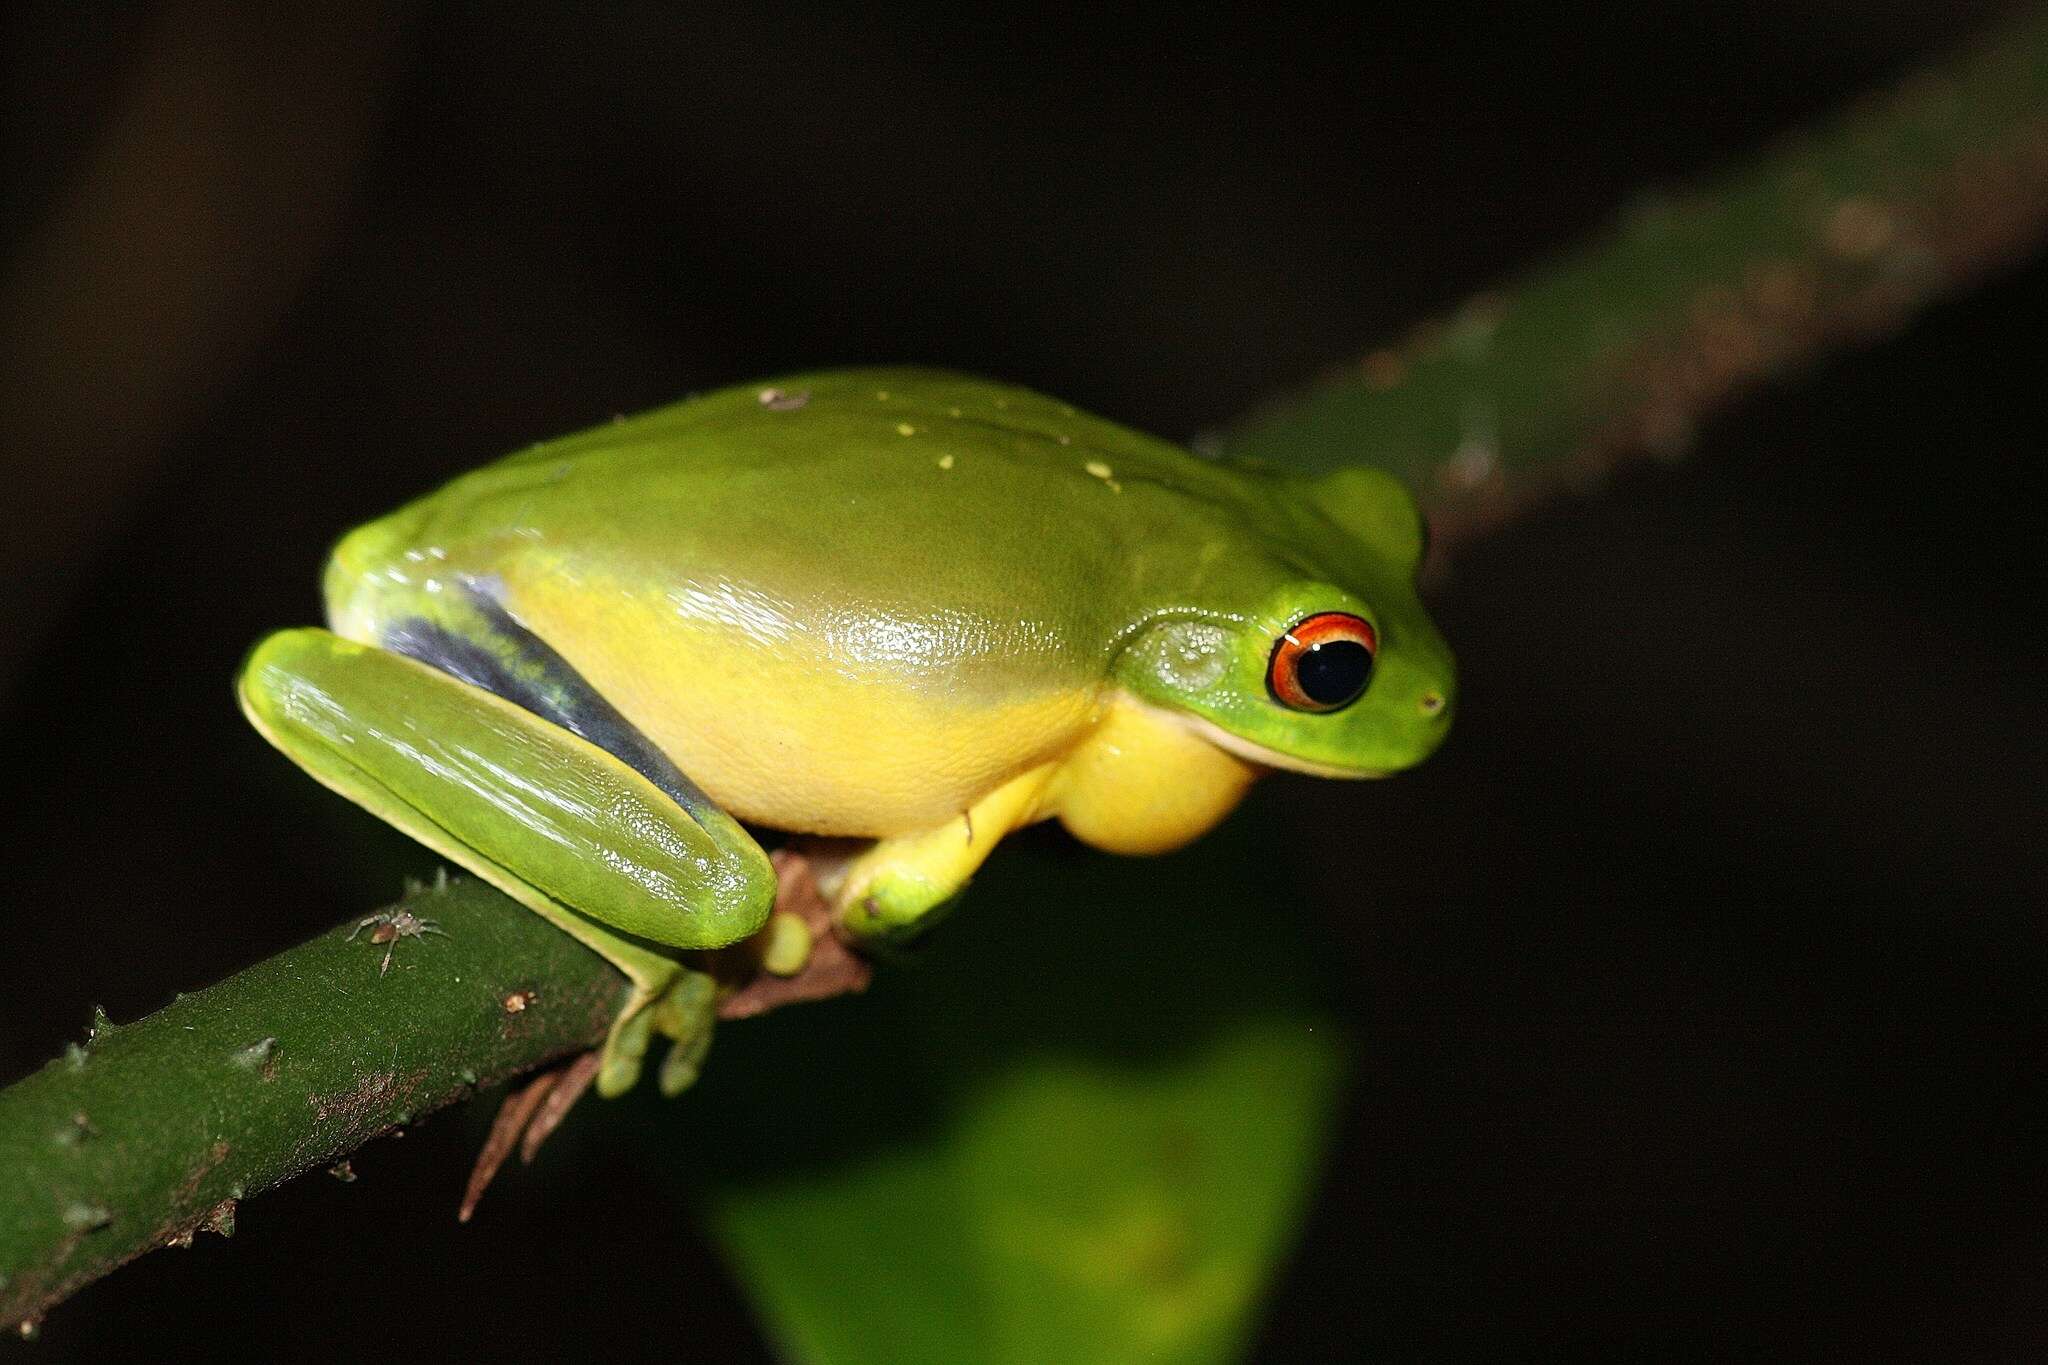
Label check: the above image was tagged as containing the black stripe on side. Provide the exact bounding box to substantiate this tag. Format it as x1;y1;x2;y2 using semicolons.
382;589;718;821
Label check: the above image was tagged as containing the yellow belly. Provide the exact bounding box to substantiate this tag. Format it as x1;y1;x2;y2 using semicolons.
509;568;1257;850
509;574;1099;838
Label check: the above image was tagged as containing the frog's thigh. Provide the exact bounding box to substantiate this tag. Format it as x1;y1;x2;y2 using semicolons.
239;629;776;1088
836;765;1057;941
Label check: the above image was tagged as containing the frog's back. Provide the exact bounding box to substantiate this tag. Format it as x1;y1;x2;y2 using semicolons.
330;370;1295;837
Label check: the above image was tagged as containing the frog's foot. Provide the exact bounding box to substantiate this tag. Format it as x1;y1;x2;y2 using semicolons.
592;959;721;1099
458;964;716;1219
715;847;875;1020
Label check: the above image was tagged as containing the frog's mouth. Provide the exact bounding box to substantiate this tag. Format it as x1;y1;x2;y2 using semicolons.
1135;699;1387;780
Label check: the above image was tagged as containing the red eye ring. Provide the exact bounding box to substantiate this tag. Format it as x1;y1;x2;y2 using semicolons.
1268;612;1378;712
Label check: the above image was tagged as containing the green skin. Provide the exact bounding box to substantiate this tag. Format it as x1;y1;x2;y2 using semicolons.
239;369;1455;1096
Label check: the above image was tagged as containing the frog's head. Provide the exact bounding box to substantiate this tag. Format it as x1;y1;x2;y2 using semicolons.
1113;465;1455;778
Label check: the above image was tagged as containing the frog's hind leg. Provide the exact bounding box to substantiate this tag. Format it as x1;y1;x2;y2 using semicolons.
378;583;775;1084
239;627;774;1096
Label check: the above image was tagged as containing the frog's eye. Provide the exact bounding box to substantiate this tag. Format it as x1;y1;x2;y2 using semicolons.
1268;612;1377;713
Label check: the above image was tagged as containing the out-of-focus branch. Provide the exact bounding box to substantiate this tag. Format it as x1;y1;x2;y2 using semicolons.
1221;6;2048;557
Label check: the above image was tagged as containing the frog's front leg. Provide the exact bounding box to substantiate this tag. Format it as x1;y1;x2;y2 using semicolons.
238;629;776;1097
828;765;1058;943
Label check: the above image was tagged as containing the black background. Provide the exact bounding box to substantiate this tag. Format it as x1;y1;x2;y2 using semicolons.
3;2;2044;1359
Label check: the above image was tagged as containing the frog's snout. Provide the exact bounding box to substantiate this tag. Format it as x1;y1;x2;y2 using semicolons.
1418;688;1448;719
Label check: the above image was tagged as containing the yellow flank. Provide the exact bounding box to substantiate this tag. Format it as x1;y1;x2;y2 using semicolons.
506;571;1099;838
1041;695;1260;855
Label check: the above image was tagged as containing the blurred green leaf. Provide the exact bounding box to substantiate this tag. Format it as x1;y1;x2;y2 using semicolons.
658;806;1346;1363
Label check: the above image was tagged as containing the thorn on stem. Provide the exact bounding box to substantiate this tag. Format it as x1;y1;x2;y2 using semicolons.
230;1037;278;1077
62;1201;112;1233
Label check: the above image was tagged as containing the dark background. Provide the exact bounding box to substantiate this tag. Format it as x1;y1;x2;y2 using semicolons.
3;1;2044;1359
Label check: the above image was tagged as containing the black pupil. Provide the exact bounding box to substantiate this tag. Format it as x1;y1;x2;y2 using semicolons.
1297;639;1371;706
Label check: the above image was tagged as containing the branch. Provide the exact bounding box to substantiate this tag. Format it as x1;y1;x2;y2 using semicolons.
0;877;624;1334
1220;5;2048;560
10;4;2048;1336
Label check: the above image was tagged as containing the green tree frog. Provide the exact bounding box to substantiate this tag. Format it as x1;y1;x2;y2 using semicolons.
240;370;1455;1096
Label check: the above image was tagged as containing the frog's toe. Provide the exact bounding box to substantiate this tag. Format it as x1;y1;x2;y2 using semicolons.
759;910;815;977
652;969;719;1098
595;995;660;1098
658;1026;715;1097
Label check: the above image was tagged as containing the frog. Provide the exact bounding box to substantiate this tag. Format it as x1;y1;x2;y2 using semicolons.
238;368;1455;1097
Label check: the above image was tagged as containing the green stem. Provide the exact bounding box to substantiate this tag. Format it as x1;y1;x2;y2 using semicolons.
1222;6;2048;554
0;877;623;1334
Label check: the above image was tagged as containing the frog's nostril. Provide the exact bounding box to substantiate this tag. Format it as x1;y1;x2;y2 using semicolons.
1418;690;1446;717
